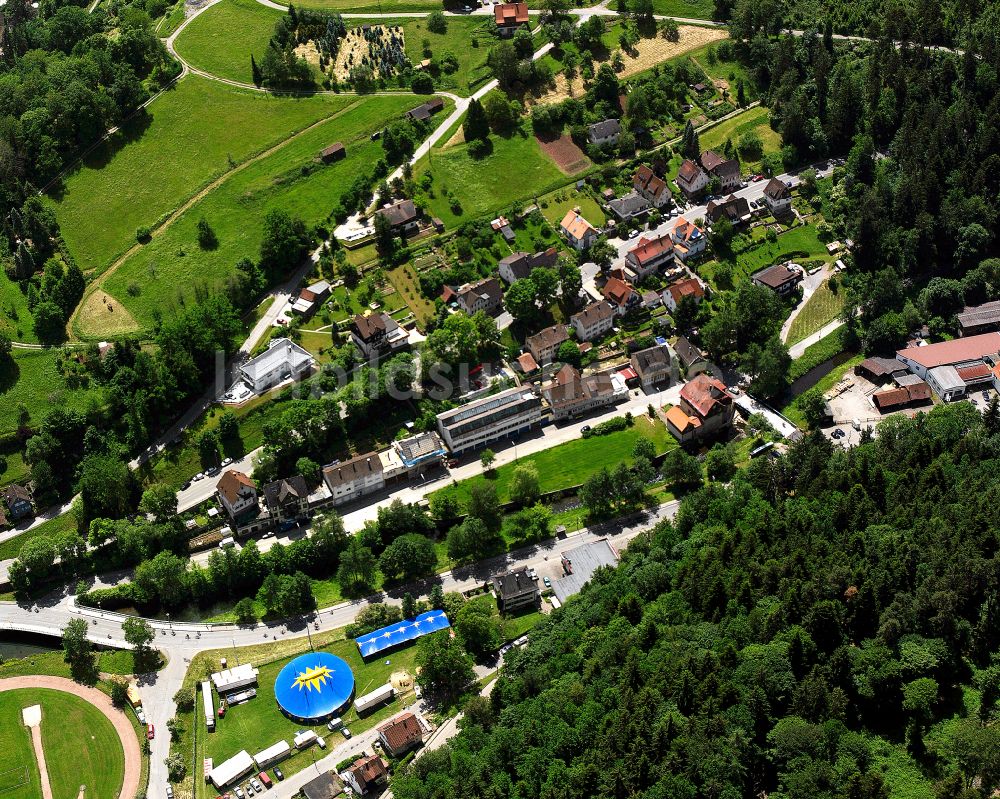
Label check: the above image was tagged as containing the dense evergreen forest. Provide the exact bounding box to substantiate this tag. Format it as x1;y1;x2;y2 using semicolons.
393;403;1000;799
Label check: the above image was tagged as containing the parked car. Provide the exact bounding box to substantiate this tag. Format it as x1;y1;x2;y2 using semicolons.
274;767;284;781
166;787;173;799
181;480;191;490
543;576;551;587
258;772;272;790
222;457;233;467
147;724;155;740
251;779;263;792
327;717;343;731
528;568;538;580
234;788;244;799
581;425;591;434
414;685;422;698
341;727;352;739
243;783;255;795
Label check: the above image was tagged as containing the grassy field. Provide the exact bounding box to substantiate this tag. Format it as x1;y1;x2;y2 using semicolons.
275;0;439;11
537;185;606;229
0;273;36;344
786;279;845;345
50;77;359;276
698;104;781;173
173;0;285;84
416;119;567;228
0;349;105;439
0;512;79;562
400;16;493;95
0;688;125;799
651;0;715;18
93;95;418;335
192;635;421;797
699;223;831;289
429;416;674;509
387;264;435;328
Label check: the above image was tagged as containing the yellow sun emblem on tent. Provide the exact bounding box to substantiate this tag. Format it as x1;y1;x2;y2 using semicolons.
292;664;333;692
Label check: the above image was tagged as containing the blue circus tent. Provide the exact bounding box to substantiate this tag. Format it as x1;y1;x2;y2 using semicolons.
355;610;451;658
274;652;355;722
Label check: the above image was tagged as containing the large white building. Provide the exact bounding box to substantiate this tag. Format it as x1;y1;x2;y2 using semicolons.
436;386;544;454
895;333;1000;402
240;338;315;394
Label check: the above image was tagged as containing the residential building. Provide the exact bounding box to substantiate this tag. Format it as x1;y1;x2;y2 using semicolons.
494;1;528;36
633;165;671;208
676;159;709;198
700;150;741;191
300;773;340;799
674;335;710;376
662;277;705;312
491;215;515;243
343;755;388;796
588;118;622;147
323;453;384;506
630;344;673;389
559;210;598;251
752;263;803;296
262;476;310;525
291;280;331;316
351;312;409;360
570;300;615;342
498;247;559;284
873;381;932;412
319;142;345;162
404;97;444;122
602;276;639;316
436;386;544;453
762;178;792;215
526;324;569;364
216;470;258;521
705;194;751;225
671;219;707;261
391;431;447;475
624;234;675;281
607;191;650;221
1;484;32;521
666;374;734;443
457;277;503;315
957;300;1000;337
376;199;420;234
543;364;618;420
239;338;315;394
490;567;539;611
377;712;423;757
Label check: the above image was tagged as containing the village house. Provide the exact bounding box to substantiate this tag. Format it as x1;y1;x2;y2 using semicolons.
1;484;33;522
607;191;650;222
705;194;752;225
855;356;907;385
404;97;444;122
570;300;615;342
662;276;706;312
587;119;622;147
376;199;420;235
752;263;803;297
458;277;503;315
342;755;389;796
676;159;709;199
602;276;640;316
262;476;310;526
543;364;618;420
216;470;258;521
377;713;424;757
762;178;793;215
872;381;932;413
351;312;410;360
526;324;570;364
671;219;707;261
700;150;741;191
560;210;598;251
494;1;529;36
674;335;712;376
491;567;540;611
491;215;515;243
665;374;735;444
239;338;315;394
633;165;671;208
497;247;559;284
323;452;385;506
630;344;673;389
291;280;331;317
626;233;675;280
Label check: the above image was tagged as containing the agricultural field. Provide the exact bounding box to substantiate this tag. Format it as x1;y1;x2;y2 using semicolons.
698;104;781;172
0;273;36;344
0;349;106;439
415;120;567;228
786;278;845;345
49;77;358;276
89;94;419;336
173;0;285;84
0;688;125;799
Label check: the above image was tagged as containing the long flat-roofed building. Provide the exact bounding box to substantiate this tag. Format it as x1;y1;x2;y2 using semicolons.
436;386;543;454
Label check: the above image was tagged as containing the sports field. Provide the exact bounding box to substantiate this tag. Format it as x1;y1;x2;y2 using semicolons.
0;688;125;799
88;94;418;335
49;77;358;275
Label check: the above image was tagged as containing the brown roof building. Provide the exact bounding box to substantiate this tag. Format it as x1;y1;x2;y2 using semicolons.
526;324;569;365
343;755;388;795
377;712;423;756
872;381;932;412
494;1;529;34
216;470;258;520
666;374;734;443
319;142;345;161
633;165;670;207
543;364;618;421
376;199;419;232
752;263;803;296
957;300;1000;337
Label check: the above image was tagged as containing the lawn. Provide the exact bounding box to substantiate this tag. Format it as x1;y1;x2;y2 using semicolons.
95;94;418;335
399;16;493;96
192;635;421;798
723;223;829;284
0;512;79;562
429;416;674;509
50;77;359;276
0;349;106;439
0;273;36;344
651;0;716;18
276;0;440;11
698;104;781;172
0;688;125;799
173;0;286;84
786;279;845;345
415;119;567;228
387;263;436;328
537;185;607;229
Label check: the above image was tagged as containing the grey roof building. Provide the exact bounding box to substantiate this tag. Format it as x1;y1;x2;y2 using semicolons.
491;567;539;611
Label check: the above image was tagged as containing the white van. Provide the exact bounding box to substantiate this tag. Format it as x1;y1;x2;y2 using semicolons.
219;536;236;549
327;717;343;731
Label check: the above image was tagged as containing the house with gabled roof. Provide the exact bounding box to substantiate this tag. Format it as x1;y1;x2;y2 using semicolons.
377;712;424;756
262;475;310;525
570;300;615;342
216;470;258;521
559;210;598;251
342;755;388;795
633;165;671;208
626;233;674;279
588;119;622;147
762;178;792;215
671;219;707;261
662;277;706;312
457;277;503;315
543;364;618;420
666;374;734;443
497;247;559;285
676;159;708;199
700;150;741;191
525;324;569;364
494;1;529;36
602;276;640;316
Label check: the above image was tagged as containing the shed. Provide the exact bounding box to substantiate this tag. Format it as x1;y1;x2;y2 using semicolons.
320;142;345;161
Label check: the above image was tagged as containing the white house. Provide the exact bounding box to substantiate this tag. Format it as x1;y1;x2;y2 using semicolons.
633;165;671;208
763;178;793;215
662;277;706;312
240;338;315;394
216;470;258;520
570;300;615;342
676;159;709;198
560;210;598;251
322;452;385;506
671;219;707;261
587;119;622;147
625;234;675;280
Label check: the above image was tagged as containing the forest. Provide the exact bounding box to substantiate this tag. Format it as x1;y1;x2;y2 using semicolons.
391;402;1000;799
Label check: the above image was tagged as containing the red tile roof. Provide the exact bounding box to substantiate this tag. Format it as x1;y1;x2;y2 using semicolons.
495;2;529;25
378;712;422;753
602;277;635;308
216;470;255;505
679;374;731;418
628;234;673;265
677;159;702;184
666;277;704;305
895;333;1000;370
957;362;992;381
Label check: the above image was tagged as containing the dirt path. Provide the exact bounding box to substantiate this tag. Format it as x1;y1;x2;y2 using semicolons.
0;676;142;799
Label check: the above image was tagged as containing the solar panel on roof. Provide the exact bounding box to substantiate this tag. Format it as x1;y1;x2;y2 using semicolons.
355;611;451;658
